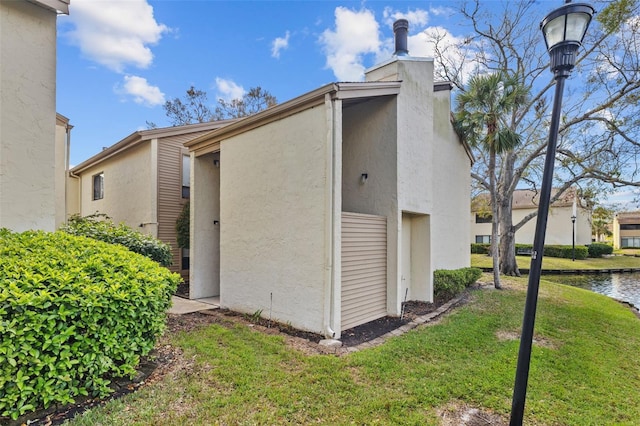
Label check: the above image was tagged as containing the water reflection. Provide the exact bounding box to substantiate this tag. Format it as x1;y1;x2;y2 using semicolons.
544;272;640;308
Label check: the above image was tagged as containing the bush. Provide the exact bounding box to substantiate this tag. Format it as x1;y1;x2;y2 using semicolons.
176;202;189;249
544;245;588;260
61;213;172;267
434;267;482;300
0;230;180;420
471;243;490;254
587;243;613;258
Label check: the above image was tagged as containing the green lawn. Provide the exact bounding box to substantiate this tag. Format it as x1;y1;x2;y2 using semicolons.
64;277;640;425
471;253;640;270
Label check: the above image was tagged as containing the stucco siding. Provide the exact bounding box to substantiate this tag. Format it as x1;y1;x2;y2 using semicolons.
395;60;434;214
78;142;155;234
513;207;591;246
0;1;57;231
430;89;471;271
219;106;329;334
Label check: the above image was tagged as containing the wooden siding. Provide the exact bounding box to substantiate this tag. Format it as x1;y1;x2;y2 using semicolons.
157;132;207;275
341;212;387;330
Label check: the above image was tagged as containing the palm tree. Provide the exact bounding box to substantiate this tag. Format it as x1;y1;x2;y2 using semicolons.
455;72;528;289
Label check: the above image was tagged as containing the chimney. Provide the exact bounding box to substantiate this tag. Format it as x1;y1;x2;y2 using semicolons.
393;19;409;56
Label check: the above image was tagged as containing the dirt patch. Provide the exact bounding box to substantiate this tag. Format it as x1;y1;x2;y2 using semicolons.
495;330;557;349
438;400;507;425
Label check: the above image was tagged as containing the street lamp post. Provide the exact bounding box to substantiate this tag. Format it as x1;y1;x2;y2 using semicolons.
509;2;594;425
571;214;577;261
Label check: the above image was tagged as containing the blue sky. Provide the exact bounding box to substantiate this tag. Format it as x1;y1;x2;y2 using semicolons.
55;0;638;208
57;0;469;165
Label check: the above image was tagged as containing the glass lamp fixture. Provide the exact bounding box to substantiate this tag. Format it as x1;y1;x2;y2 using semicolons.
540;2;595;73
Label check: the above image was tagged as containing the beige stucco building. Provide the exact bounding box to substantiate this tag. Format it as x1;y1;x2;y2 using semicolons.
186;32;472;338
69;121;235;276
0;0;69;231
471;188;592;247
613;211;640;249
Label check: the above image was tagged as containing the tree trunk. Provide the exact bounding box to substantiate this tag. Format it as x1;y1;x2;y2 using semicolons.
498;152;520;276
489;150;501;289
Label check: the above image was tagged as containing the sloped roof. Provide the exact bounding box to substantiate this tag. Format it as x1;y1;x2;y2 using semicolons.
185;81;403;154
472;188;577;211
616;211;640;224
72;120;237;174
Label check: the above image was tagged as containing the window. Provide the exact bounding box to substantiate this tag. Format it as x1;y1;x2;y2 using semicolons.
181;248;190;270
475;214;492;223
475;235;491;244
620;224;640;230
621;237;640;248
182;155;190;199
92;172;104;200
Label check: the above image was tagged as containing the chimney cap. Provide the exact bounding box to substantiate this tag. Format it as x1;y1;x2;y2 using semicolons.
393;19;409;56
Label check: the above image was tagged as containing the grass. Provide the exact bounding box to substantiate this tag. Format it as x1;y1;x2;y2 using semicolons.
471;253;640;270
63;276;640;425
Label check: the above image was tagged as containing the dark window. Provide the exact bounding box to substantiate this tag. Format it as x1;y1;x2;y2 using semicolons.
182;155;190;199
475;214;492;223
621;237;640;248
475;235;491;244
620;224;640;230
92;172;104;200
181;248;190;270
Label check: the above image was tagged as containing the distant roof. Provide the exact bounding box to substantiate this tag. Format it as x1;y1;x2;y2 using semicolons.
473;188;577;211
616;211;640;224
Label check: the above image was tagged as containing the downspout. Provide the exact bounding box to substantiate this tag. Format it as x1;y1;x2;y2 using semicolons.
323;92;336;339
64;122;76;224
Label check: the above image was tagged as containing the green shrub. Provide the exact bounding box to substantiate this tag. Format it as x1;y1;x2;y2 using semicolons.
0;230;180;420
471;243;490;254
434;267;482;300
61;213;172;267
587;243;613;258
544;244;588;260
176;202;190;249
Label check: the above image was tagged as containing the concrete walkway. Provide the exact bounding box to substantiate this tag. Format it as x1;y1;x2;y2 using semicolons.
168;296;220;314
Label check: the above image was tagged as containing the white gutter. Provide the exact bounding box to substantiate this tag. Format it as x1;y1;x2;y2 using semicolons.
323;93;336;339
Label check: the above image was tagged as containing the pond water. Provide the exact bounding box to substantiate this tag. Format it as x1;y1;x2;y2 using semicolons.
544;272;640;308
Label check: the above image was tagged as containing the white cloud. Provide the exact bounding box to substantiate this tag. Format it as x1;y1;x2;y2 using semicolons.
319;7;381;81
215;78;245;102
382;7;429;28
272;31;291;58
65;0;168;72
119;75;165;106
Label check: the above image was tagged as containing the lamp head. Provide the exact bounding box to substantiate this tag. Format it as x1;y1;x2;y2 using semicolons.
540;2;594;74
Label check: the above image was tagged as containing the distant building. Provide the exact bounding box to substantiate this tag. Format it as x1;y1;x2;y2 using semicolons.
0;0;69;231
471;188;592;246
613;211;640;249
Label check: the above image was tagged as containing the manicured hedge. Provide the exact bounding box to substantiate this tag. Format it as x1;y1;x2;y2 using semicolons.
434;267;482;300
587;243;613;258
471;243;490;254
513;244;588;260
61;214;172;267
0;230;180;420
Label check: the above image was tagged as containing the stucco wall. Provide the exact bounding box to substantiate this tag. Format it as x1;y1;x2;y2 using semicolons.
471;206;592;246
55;117;68;228
78;142;156;235
190;152;220;299
430;89;471;271
219;106;330;334
0;1;57;231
